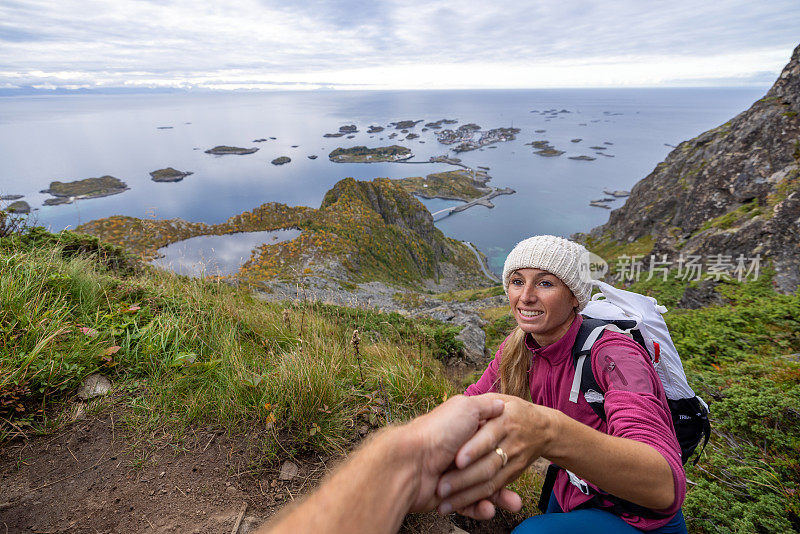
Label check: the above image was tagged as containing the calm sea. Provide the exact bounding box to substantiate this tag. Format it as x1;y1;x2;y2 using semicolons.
0;88;766;274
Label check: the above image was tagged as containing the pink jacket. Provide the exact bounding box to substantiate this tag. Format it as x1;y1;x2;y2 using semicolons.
465;314;686;531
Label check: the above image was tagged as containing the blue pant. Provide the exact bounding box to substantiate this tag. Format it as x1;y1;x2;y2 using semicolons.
512;493;688;534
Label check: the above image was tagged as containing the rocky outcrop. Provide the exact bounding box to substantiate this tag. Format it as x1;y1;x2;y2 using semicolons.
583;44;800;293
320;177;448;262
7;200;30;214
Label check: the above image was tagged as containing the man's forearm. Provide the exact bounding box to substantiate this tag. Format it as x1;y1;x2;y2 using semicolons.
262;427;419;534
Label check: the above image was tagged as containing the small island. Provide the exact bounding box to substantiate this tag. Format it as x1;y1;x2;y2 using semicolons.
424;119;457;129
526;140;563;157
7;200;30;214
328;145;412;163
150;167;194;183
603;189;630;197
308;155;318;160
271;156;291;165
569;155;596;161
0;194;23;201
392;120;423;129
397;170;490;201
43;197;71;206
367;125;384;133
339;125;358;134
204;146;258;155
41;175;129;205
535;148;565;157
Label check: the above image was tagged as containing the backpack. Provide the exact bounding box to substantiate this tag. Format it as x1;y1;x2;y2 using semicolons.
537;280;711;516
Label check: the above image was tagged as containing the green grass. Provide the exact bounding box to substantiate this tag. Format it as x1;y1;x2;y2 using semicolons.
581;233;655;273
0;228;459;461
3;224;799;532
435;284;504;302
664;273;800;532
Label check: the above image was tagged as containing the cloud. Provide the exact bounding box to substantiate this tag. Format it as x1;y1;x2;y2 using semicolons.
1;0;798;91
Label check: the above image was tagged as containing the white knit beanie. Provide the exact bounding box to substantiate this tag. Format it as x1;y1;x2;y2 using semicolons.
502;235;592;311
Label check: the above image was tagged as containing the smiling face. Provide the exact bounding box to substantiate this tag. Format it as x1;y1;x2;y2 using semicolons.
507;268;579;347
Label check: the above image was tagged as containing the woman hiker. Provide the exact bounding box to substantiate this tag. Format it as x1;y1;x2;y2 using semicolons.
438;234;688;533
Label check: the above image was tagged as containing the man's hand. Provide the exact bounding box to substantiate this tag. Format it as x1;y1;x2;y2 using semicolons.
435;393;559;516
261;394;523;534
403;395;523;519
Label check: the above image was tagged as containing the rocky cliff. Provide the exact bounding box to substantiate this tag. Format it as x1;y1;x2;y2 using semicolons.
583;44;800;292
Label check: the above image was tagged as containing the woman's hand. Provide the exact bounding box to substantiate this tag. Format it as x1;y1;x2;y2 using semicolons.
404;394;523;517
435;393;561;515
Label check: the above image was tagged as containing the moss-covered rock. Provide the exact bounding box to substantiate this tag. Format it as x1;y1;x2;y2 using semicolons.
6;200;30;214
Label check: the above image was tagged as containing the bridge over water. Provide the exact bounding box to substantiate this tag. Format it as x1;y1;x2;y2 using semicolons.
431;187;515;221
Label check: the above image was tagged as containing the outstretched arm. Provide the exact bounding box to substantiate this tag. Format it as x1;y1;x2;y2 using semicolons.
436;393;675;515
260;395;522;534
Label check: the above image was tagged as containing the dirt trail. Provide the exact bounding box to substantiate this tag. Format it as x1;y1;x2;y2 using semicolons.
0;406;520;533
0;410;317;533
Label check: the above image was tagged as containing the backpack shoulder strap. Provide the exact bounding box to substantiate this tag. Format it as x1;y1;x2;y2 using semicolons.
571;317;610;422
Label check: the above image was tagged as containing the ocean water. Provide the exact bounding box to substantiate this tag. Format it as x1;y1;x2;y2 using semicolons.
0;88;766;274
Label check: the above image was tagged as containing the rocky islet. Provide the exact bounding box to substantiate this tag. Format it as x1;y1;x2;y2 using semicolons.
40;175;129;205
150;168;194;182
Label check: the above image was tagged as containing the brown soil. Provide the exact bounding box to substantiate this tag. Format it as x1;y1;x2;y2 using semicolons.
0;405;324;534
0;401;522;533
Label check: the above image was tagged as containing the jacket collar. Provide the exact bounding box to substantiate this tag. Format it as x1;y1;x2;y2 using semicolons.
524;314;583;363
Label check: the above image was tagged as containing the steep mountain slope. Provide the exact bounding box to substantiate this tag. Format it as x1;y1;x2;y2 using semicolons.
583;44;800;292
77;176;489;289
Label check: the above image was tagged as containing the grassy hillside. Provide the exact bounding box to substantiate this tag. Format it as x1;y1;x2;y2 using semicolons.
625;273;800;533
2;224;798;532
0;227;461;460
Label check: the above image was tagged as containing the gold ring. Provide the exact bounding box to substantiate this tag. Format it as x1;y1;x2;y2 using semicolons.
495;447;508;467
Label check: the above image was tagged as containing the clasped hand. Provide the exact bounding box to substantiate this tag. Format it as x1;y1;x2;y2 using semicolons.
432;393;557;519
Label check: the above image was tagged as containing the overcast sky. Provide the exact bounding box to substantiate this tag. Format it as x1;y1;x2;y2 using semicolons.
1;0;798;92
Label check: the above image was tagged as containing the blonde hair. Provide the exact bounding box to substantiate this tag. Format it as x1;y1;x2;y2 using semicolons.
498;327;533;401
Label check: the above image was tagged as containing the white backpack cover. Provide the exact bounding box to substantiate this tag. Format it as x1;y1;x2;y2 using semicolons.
582;279;700;402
